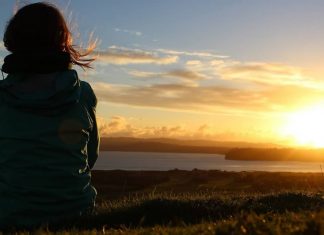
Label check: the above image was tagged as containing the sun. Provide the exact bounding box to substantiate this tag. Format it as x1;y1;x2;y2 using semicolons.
282;103;324;147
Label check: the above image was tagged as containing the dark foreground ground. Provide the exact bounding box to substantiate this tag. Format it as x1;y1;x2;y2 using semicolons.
4;170;324;234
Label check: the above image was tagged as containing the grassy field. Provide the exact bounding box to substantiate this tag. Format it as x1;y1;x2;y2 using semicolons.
3;170;324;234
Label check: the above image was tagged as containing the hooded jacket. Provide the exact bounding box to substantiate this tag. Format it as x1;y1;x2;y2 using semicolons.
0;69;99;229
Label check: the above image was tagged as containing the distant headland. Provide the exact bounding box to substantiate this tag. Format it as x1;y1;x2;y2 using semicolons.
225;148;324;162
98;137;324;162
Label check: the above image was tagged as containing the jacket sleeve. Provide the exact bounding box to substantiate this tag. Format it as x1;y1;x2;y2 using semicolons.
88;100;99;169
81;82;100;169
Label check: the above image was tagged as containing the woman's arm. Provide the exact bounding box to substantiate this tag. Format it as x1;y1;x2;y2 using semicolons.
87;102;99;169
80;81;100;169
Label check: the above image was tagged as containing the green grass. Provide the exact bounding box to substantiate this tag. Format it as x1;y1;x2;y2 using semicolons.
2;170;324;234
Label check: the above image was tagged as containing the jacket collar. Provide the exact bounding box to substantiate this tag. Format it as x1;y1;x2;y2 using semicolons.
1;52;71;74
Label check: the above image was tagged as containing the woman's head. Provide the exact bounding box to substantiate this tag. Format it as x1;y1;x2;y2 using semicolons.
3;2;94;68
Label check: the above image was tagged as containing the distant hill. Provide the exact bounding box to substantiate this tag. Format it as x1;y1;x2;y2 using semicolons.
99;137;281;154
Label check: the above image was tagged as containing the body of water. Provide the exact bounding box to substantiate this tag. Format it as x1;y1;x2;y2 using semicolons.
93;151;324;172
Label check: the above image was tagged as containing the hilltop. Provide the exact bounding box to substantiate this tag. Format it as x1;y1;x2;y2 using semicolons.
99;137;281;154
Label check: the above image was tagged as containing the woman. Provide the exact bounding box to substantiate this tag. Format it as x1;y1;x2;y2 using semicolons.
0;2;99;229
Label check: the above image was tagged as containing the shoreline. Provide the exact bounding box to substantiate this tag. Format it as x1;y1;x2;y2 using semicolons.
96;151;324;172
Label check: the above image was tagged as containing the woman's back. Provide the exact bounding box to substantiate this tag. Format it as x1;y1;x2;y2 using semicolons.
0;69;98;229
0;3;99;229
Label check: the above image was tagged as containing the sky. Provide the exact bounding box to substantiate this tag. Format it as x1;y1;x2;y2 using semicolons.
1;0;324;146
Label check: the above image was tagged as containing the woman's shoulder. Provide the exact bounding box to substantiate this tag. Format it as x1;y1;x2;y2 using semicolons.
79;80;97;108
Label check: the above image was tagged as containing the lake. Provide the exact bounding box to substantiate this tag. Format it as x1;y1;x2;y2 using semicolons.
93;151;324;172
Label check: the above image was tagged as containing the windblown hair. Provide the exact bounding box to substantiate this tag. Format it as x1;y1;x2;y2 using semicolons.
3;2;95;69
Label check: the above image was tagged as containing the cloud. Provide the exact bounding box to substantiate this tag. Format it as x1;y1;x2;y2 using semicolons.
96;115;278;142
216;62;310;86
97;115;209;139
90;45;324;117
97;115;187;138
93;45;313;88
167;70;207;81
186;60;203;67
128;70;159;78
92;82;324;114
210;59;226;67
156;48;229;59
114;28;142;36
128;69;208;82
183;56;315;88
185;59;226;76
97;116;136;136
95;46;178;65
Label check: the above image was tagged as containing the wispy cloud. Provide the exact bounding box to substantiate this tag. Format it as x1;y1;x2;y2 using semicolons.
217;62;309;85
95;46;178;65
91;45;324;117
185;59;226;75
92;82;324;114
94;45;312;87
182;56;315;87
128;70;159;78
156;48;228;59
129;69;208;82
167;70;208;81
114;28;142;36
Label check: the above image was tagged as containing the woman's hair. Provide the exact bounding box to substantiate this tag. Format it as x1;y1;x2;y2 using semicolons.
3;2;95;69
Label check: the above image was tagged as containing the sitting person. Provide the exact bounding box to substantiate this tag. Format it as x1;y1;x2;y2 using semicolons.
0;2;99;229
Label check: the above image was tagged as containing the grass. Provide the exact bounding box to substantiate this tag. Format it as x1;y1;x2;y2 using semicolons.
2;170;324;234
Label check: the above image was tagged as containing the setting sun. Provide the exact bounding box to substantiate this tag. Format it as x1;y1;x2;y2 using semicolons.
2;1;324;145
282;103;324;147
2;1;324;233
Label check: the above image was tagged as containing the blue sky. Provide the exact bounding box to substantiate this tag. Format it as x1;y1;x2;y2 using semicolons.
1;0;324;145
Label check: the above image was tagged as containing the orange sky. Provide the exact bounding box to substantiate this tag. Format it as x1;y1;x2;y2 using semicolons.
2;1;324;147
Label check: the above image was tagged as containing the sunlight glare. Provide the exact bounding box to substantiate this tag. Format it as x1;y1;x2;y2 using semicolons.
282;103;324;147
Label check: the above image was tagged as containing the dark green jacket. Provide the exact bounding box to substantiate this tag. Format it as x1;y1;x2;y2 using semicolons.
0;70;99;229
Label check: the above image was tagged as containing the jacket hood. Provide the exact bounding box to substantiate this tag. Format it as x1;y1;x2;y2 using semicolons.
0;70;80;114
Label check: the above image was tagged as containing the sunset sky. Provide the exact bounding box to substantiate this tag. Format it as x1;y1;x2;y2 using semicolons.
1;0;324;146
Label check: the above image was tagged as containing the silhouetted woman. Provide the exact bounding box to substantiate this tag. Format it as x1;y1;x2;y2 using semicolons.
0;2;99;229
